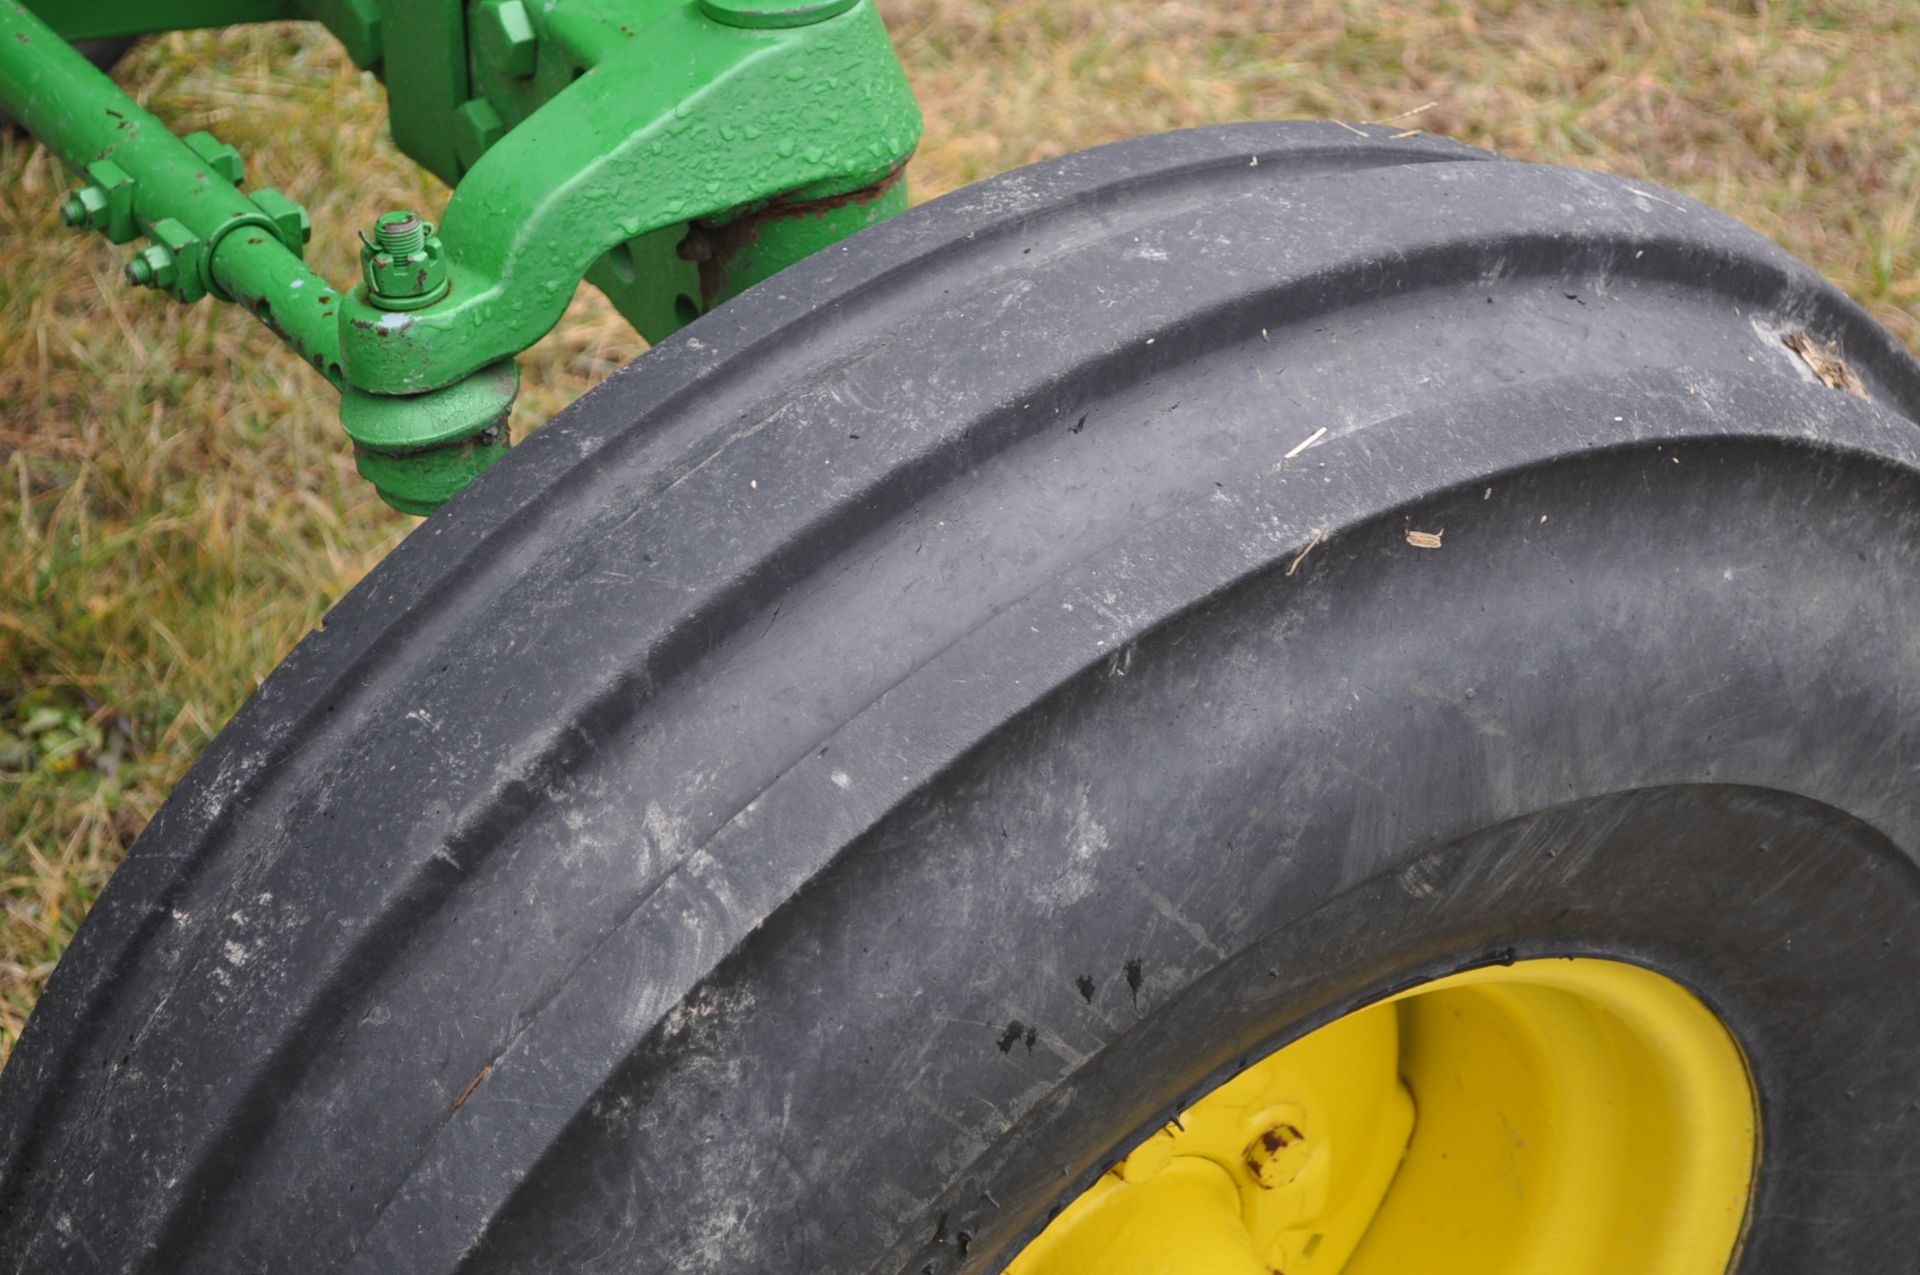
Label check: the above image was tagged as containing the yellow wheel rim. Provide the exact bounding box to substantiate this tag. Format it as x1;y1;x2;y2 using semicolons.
1008;959;1757;1275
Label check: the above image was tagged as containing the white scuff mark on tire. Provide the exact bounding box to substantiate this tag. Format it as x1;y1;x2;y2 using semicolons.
1398;858;1442;898
642;801;690;861
1128;883;1226;957
661;984;757;1046
1624;186;1686;212
1039;790;1110;908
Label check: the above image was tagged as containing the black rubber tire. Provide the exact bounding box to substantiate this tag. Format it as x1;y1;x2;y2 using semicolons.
5;122;1920;1274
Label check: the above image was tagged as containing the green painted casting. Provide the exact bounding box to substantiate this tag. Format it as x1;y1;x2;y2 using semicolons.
383;0;470;181
352;435;511;516
21;0;296;41
341;359;519;513
335;0;921;396
686;170;907;306
2;0;922;514
698;0;860;29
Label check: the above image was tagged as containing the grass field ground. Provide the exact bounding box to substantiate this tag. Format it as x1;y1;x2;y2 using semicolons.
4;0;1918;1062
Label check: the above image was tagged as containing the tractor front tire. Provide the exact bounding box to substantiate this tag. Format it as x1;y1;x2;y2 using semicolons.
4;123;1919;1274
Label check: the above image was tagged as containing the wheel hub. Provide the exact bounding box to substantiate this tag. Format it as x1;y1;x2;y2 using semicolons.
1009;959;1757;1275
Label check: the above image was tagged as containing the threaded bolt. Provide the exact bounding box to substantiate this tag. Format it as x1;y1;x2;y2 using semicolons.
374;211;429;256
60;195;86;227
361;210;450;310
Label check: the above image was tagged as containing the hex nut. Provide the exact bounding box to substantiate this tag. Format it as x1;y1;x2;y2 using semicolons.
477;0;537;78
361;212;451;310
61;185;109;230
125;244;177;289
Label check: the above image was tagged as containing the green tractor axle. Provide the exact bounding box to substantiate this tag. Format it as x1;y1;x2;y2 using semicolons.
0;0;921;513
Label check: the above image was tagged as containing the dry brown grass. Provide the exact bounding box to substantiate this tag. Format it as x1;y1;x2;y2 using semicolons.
3;0;1918;1062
